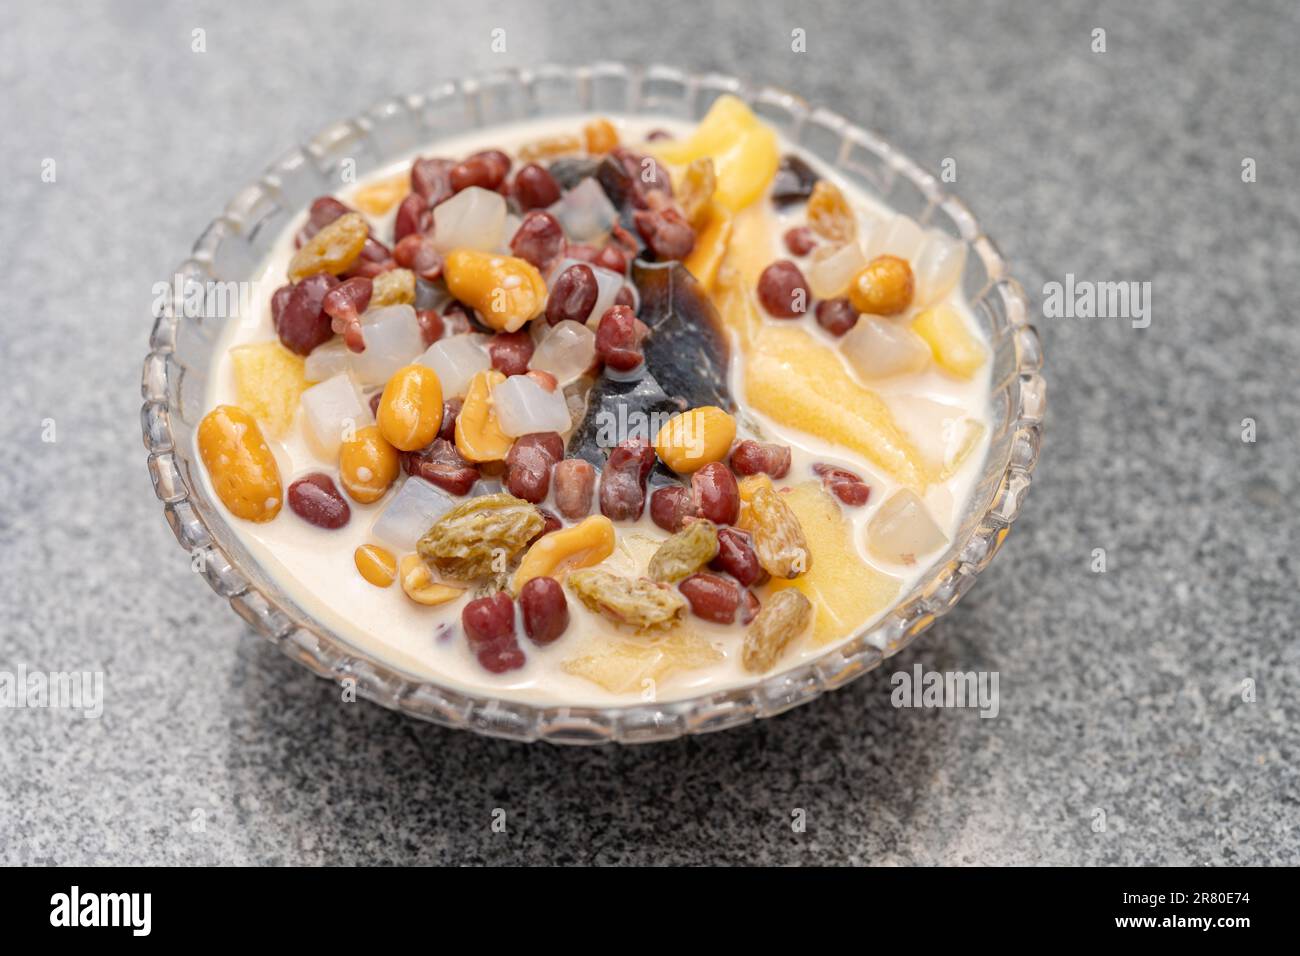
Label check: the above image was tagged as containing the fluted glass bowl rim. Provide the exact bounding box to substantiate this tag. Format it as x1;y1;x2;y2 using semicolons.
140;62;1044;744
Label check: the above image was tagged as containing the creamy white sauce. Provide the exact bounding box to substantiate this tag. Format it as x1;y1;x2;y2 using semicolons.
200;114;991;706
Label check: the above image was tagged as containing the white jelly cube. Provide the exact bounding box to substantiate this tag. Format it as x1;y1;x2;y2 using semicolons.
432;187;506;254
547;178;617;242
300;373;371;461
349;304;425;387
840;315;931;379
867;489;949;565
531;320;596;384
417;333;491;397
492;375;572;436
371;477;455;551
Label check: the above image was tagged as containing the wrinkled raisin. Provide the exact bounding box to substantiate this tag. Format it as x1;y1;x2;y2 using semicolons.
743;589;812;672
649;520;719;583
519;576;569;645
545;263;598;326
594;305;650;371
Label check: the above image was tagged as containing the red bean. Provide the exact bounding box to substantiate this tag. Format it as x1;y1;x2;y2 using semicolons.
678;573;742;624
710;527;765;587
740;589;761;624
691;462;740;525
545;263;598;325
410;156;454;205
440;304;473;337
757;260;811;318
812;463;871;506
416;308;445;347
510;210;566;272
553;459;595;519
488;329;535;376
595;305;650;371
593;244;627;274
519;577;569;646
295;196;351;247
650;485;696;533
526;369;558;392
287;473;351;529
451;150;511;192
320;276;371;353
614;285;636;309
730;439;792;479
368;392;382;417
633;206;695;261
512;163;562;210
462;592;524;673
392;233;443;281
783;226;817;256
278;273;339;355
402;438;479;495
342;237;395;280
599;436;655;521
537;507;562;538
438;397;462;441
815;297;859;337
567;243;598;262
271;284;292;326
504;432;562;503
394;192;431;243
612;148;672;207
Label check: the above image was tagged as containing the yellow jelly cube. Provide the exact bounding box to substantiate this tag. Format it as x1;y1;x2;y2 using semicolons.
911;304;987;379
744;325;932;489
766;483;901;646
351;173;410;215
229;341;307;438
562;629;722;694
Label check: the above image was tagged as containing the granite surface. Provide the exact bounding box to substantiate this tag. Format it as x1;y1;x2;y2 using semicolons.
2;0;1297;866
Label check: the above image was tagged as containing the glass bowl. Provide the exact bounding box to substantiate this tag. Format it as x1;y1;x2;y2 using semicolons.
140;63;1044;744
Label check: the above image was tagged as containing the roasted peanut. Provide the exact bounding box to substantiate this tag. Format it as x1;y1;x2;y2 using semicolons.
354;543;397;588
197;405;283;522
339;424;400;503
443;249;547;332
512;515;616;593
378;364;444;452
398;554;465;606
848;255;915;316
653;405;737;473
454;369;514;462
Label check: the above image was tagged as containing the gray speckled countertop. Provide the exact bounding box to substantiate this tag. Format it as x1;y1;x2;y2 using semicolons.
2;0;1297;866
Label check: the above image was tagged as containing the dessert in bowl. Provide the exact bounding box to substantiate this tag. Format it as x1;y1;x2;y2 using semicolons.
142;65;1043;742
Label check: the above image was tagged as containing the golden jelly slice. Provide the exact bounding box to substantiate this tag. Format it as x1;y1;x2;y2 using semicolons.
765;482;901;646
562;629;722;695
229;341;306;438
743;325;932;489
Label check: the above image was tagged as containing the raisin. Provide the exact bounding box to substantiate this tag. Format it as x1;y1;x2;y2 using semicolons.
807;180;856;243
648;519;719;583
676;158;716;228
745;483;812;579
416;493;544;582
742;589;812;672
288;212;369;282
566;568;687;630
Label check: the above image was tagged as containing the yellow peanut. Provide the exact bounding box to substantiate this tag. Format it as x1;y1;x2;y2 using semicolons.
443;249;547;332
198;404;283;522
378;364;444;451
512;515;616;593
354;544;397;588
339;424;399;503
398;554;465;606
653;406;737;473
352;173;409;215
849;255;915;316
454;369;514;462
